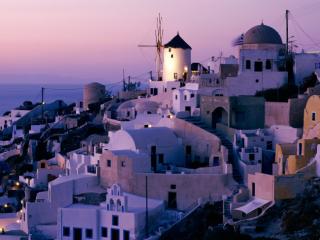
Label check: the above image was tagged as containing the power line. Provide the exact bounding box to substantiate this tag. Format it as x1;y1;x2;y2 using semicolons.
290;12;320;49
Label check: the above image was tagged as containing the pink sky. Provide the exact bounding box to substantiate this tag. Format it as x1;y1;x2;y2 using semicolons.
0;0;319;84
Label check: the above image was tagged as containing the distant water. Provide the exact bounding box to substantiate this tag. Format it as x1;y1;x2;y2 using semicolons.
0;84;83;115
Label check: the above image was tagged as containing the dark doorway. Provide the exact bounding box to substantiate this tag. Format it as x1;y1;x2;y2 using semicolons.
111;228;120;240
151;146;157;171
185;106;191;114
252;182;255;196
212;107;228;129
168;192;177;209
185;145;192;164
73;228;82;240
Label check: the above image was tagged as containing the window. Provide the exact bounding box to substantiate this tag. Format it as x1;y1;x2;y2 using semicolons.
63;227;70;237
184;95;187;101
266;59;272;70
298;143;303;156
245;60;251;69
175;95;178;100
164;88;167;92
174;73;178;79
249;153;255;161
169;48;171;52
252;182;255;196
190;93;195;98
255;79;259;83
213;157;220;166
107;160;112;167
170;184;176;190
121;161;126;167
254;61;263;72
86;229;93;239
154;88;158;96
144;124;149;128
123;230;130;240
87;165;96;174
171;54;173;58
312;112;316;121
101;227;108;237
112;215;119;226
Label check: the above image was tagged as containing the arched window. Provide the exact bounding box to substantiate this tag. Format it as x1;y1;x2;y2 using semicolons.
116;199;122;211
110;199;115;211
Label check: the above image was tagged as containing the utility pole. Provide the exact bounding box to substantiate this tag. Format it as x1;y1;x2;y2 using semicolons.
286;10;289;57
145;175;149;238
122;69;126;91
41;87;45;121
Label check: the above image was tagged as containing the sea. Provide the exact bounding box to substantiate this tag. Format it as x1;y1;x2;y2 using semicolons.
0;84;84;115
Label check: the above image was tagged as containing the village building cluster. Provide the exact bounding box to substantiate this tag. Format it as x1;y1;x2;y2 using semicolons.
1;21;320;240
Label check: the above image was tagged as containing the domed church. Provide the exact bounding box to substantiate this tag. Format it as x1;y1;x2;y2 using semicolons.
225;23;288;96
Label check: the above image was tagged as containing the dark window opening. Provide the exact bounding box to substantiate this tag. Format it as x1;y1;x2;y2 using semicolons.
174;73;178;79
266;59;272;70
63;227;70;237
123;230;130;240
213;157;220;166
254;61;263;72
101;227;108;237
170;184;176;190
171;54;173;58
112;215;119;226
252;182;255;196
86;229;93;239
255;79;259;83
249;153;255;161
190;93;195;98
312;112;316;121
246;60;251;69
107;160;112;167
298;143;303;156
168;191;177;209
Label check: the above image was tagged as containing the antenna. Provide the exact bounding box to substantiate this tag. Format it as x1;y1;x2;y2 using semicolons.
138;13;164;81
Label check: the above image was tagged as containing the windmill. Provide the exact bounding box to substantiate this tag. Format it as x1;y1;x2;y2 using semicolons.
138;13;164;81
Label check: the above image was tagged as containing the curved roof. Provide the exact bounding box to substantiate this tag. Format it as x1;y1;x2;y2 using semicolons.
243;23;282;45
164;33;192;49
117;99;160;114
126;127;179;150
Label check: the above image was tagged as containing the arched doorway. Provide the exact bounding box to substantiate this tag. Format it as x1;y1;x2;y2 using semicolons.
212;107;228;129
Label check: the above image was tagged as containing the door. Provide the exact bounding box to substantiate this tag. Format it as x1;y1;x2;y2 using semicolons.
168;192;177;209
252;182;255;197
111;228;120;240
73;228;82;240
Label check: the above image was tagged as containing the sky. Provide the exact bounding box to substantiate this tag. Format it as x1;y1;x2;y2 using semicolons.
0;0;319;85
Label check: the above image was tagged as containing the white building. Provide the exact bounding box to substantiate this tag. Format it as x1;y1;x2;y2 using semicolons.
0;109;30;131
294;51;320;85
106;127;184;170
57;184;164;240
225;23;288;96
172;83;200;117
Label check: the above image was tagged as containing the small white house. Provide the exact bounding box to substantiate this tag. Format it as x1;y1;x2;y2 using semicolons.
172;83;200;116
57;184;164;240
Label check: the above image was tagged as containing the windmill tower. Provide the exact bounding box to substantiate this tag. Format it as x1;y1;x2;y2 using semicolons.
138;13;164;81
